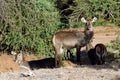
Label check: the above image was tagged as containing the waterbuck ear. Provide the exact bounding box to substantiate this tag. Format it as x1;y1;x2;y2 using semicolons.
11;51;17;55
92;17;97;23
81;17;87;23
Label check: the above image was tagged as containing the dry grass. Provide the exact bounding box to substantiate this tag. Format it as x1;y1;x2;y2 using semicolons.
0;54;20;72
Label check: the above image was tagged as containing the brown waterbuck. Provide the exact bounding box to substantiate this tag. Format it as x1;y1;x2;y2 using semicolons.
11;51;35;76
11;51;55;76
52;17;97;67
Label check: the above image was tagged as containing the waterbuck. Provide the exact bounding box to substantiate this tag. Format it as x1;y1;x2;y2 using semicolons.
11;51;34;76
88;43;108;65
11;51;55;76
52;17;97;67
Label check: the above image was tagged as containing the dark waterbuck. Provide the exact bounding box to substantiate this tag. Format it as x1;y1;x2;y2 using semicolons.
87;43;108;65
52;17;97;67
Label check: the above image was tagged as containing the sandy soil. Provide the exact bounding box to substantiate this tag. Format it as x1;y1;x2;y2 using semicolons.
0;27;120;80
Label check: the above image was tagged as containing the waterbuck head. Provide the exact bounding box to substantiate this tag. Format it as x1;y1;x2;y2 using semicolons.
11;51;35;76
11;51;24;65
81;17;97;31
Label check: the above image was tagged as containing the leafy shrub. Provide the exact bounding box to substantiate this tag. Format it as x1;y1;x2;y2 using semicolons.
56;0;120;27
110;37;120;53
0;0;119;58
0;0;60;57
107;37;120;62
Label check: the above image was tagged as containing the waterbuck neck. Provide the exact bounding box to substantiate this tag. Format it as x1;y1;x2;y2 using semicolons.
84;30;94;42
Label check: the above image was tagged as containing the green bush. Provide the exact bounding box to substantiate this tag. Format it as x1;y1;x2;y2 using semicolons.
56;0;120;27
110;37;120;53
108;37;120;62
0;0;60;57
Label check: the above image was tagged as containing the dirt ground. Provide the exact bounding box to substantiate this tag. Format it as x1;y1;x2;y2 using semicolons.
0;26;120;80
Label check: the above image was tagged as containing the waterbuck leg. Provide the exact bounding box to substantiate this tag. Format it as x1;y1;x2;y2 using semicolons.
86;44;90;52
66;49;72;60
86;42;93;52
89;43;93;48
76;47;81;63
55;54;58;68
55;54;63;67
58;54;63;67
64;50;69;60
55;49;63;68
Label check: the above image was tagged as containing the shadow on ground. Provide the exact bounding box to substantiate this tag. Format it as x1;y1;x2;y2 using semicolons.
74;51;120;71
28;51;120;71
28;58;55;70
